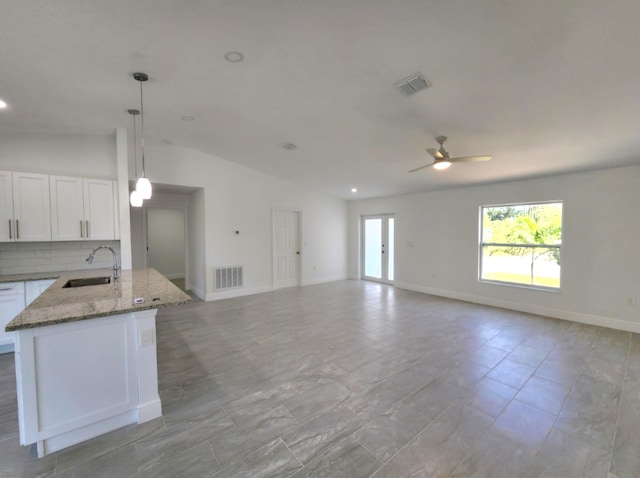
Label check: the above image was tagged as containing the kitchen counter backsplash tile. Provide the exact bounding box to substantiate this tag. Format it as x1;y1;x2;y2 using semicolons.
6;268;191;331
0;240;120;276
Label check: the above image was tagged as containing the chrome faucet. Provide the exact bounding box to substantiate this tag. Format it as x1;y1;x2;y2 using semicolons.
86;246;120;280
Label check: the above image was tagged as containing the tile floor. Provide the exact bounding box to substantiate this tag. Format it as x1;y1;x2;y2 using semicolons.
1;280;639;477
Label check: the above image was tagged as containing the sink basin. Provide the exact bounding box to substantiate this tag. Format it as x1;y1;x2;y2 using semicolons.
62;276;112;288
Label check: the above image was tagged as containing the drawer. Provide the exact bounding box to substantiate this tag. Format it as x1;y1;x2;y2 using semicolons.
0;282;25;296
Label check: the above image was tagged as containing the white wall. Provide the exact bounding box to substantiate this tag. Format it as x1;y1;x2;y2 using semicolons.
0;133;116;179
142;140;348;300
188;189;206;299
348;165;640;332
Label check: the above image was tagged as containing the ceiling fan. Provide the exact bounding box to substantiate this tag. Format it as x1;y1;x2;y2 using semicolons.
409;136;492;172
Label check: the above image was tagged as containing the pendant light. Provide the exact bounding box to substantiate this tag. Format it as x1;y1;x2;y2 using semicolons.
128;109;143;207
133;72;152;199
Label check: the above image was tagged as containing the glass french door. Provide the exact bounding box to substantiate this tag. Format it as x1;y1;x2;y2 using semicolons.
362;214;395;283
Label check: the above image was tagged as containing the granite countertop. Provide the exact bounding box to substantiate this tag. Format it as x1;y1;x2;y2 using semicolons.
6;268;191;331
0;271;64;283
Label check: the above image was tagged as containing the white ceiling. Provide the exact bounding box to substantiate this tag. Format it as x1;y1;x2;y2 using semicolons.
1;1;639;199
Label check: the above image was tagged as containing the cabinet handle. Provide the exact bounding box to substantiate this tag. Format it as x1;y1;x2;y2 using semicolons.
80;220;84;238
0;287;14;291
8;219;11;240
16;219;19;239
86;220;89;238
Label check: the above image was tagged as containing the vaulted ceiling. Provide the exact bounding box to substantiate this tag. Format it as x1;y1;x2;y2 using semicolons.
1;1;639;199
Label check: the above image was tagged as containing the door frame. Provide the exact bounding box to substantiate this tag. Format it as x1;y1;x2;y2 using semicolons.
361;213;395;284
272;208;303;289
143;205;189;285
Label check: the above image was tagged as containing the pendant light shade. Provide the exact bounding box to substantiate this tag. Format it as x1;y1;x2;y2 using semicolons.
133;72;152;199
136;176;152;199
128;108;143;207
130;189;143;207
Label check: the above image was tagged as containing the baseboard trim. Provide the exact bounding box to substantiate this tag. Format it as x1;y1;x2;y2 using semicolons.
164;273;185;280
395;281;640;334
206;285;273;301
137;399;162;423
301;275;348;286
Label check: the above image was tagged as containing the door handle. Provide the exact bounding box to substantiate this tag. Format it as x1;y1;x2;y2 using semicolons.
296;251;300;255
86;220;89;238
16;219;19;239
80;220;84;238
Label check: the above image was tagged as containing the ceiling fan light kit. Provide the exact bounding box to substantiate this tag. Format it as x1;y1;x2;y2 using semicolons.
433;160;451;170
409;135;492;173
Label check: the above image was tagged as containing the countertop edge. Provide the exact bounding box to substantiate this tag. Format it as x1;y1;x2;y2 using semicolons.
5;268;192;331
5;298;192;331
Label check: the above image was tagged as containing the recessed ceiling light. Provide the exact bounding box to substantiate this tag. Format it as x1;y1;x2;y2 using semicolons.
0;99;7;109
181;116;195;121
224;51;244;63
279;142;297;151
351;188;358;193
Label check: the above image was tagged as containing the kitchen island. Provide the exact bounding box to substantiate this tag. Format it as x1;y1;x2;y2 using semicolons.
5;268;191;457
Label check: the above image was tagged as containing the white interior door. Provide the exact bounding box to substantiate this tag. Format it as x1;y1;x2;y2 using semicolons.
362;214;395;283
274;209;300;289
146;208;186;279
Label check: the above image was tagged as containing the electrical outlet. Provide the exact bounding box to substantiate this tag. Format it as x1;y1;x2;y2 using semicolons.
140;329;155;346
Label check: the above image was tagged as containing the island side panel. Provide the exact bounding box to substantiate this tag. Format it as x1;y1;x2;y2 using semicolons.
134;308;162;423
14;310;161;457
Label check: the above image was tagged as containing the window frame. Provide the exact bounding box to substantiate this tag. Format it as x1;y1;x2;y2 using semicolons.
478;200;563;291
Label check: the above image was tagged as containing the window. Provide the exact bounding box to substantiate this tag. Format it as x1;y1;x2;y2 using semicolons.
480;202;562;289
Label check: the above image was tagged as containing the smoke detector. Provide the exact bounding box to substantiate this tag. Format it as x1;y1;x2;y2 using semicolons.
279;142;297;151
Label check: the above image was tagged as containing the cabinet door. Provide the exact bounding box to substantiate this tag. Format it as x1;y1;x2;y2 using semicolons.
12;172;51;241
25;279;55;306
83;179;115;240
50;176;84;241
0;171;14;242
0;282;26;351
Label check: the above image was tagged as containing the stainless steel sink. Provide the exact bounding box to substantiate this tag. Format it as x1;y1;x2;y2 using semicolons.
62;276;112;288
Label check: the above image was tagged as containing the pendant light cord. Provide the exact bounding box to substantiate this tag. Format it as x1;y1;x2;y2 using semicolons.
139;80;146;178
132;113;138;179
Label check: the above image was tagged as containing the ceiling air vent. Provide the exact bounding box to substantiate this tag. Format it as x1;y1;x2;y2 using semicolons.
395;73;431;96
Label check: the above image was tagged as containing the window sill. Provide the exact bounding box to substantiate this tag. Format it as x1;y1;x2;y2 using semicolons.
479;279;561;293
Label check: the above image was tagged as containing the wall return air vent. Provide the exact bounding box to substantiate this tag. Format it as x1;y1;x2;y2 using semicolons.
395;73;431;96
215;266;244;290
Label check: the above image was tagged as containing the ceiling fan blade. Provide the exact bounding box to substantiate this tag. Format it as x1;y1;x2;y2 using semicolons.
408;163;432;173
450;156;492;163
426;148;444;159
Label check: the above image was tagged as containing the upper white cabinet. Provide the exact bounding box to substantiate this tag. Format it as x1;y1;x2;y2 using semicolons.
0;171;51;242
50;176;116;241
0;171;13;242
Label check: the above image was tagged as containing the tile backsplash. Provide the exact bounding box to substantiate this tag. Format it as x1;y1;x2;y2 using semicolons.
0;241;121;275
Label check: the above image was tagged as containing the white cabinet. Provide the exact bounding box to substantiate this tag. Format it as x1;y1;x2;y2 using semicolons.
0;171;13;242
50;176;116;241
0;281;25;353
25;279;55;306
0;171;51;242
83;178;116;240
